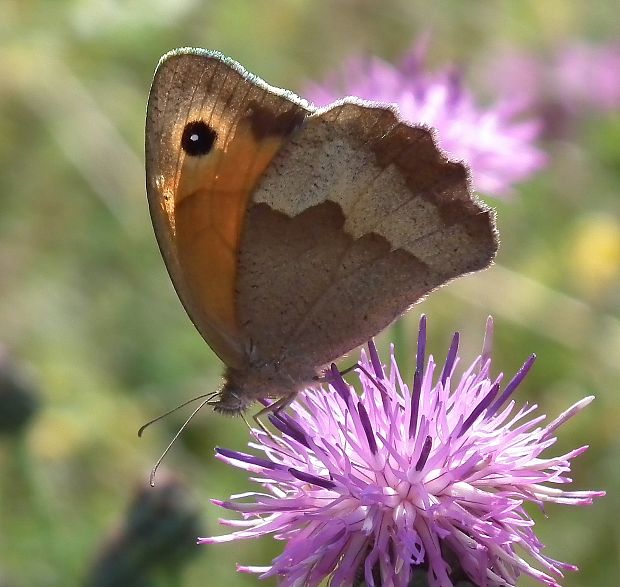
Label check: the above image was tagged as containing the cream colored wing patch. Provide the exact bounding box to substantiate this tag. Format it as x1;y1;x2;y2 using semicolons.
253;100;495;273
237;100;497;367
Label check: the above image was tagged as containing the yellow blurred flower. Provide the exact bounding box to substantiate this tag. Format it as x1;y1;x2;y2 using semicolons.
569;212;620;297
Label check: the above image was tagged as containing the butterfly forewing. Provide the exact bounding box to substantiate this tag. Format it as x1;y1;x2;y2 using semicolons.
146;49;311;368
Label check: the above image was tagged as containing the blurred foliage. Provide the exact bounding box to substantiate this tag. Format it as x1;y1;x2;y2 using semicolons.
0;1;618;586
85;473;203;587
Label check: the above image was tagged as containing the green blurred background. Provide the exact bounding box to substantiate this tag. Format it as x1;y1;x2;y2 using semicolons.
0;1;618;585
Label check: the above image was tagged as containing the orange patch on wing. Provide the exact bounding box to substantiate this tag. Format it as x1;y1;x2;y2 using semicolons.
173;125;287;337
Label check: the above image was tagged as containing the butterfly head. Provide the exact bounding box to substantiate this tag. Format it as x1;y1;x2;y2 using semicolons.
211;393;249;416
212;367;255;416
213;361;317;416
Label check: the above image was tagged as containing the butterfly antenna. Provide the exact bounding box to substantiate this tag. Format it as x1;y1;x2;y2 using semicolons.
148;395;212;486
138;392;218;437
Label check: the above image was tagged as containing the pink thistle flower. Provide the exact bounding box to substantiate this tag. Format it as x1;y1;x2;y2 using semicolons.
554;42;620;113
482;42;620;139
304;42;547;198
487;43;620;115
201;317;604;587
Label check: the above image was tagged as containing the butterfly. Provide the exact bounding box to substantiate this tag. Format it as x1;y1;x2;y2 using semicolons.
145;48;498;416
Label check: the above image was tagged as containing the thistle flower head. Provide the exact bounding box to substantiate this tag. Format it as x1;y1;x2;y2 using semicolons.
305;41;547;198
485;42;620;116
201;317;603;587
88;473;203;586
0;349;40;437
554;42;620;113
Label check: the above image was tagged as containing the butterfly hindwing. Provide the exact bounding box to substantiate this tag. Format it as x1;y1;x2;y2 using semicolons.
236;101;497;368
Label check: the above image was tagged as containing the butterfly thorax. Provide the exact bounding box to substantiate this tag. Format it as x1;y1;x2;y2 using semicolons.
214;360;318;416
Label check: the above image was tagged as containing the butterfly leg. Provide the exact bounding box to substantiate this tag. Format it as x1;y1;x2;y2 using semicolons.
314;363;388;397
313;362;361;384
252;394;297;439
335;363;361;377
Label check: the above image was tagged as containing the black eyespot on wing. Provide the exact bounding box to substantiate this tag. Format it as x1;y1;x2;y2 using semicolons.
181;121;217;156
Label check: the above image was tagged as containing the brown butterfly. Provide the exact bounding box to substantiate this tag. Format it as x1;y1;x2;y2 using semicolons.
145;48;497;416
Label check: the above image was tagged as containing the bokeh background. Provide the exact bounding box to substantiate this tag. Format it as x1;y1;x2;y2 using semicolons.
1;1;618;586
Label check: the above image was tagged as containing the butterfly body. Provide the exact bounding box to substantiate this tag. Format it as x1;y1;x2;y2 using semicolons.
218;361;316;416
146;48;498;415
